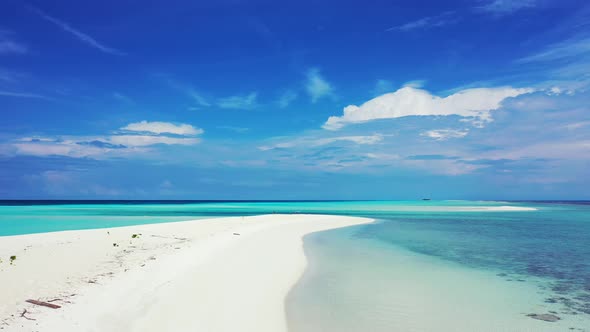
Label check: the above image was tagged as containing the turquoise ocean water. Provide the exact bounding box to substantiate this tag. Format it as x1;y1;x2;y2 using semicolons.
1;200;589;330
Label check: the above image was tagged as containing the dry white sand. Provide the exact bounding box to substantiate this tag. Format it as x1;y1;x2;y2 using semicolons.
0;214;372;332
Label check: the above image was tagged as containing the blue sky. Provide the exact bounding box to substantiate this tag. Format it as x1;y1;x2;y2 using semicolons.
1;0;589;199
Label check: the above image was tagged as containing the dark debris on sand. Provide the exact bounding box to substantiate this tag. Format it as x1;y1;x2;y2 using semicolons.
527;313;561;322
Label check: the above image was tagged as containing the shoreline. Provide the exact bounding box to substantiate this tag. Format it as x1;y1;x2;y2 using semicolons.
287;224;590;332
0;214;372;331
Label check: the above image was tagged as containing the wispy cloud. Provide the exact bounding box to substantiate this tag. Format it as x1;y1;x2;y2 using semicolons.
372;79;395;96
112;92;135;104
258;134;383;151
277;90;298;108
0;68;23;82
518;37;590;63
305;68;334;103
476;0;537;15
516;34;590;93
217;92;258;110
386;11;456;32
163;78;211;109
0;30;27;55
0;90;49;99
421;129;469;140
188;89;211;108
216;126;250;133
402;79;427;88
387;2;538;34
8;120;203;159
121;120;203;136
28;6;125;55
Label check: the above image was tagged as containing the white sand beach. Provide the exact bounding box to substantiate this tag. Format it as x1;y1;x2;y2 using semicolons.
0;214;372;331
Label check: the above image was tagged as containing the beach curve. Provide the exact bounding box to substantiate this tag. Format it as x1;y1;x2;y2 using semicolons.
0;214;372;331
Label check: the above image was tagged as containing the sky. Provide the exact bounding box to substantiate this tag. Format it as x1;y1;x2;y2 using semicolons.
0;0;589;200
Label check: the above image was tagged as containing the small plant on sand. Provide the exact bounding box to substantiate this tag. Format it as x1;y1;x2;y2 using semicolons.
113;243;119;247
9;255;16;265
131;233;141;239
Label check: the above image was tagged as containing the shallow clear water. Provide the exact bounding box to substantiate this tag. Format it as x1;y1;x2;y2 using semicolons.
288;201;590;331
0;200;535;236
1;200;589;330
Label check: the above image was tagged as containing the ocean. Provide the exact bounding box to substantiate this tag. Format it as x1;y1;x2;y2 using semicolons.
1;200;589;331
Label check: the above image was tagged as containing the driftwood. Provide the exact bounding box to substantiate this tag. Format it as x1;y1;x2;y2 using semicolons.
20;309;35;321
25;299;61;309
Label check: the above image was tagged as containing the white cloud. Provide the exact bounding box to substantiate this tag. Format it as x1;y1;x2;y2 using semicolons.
277;90;298;108
29;6;125;55
306;68;333;103
217;92;258;109
323;86;533;130
121;121;203;136
421;129;469;140
477;0;537;15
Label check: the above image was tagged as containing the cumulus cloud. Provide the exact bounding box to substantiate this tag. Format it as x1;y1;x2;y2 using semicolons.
306;68;333;103
323;86;533;130
121;121;203;136
217;92;258;109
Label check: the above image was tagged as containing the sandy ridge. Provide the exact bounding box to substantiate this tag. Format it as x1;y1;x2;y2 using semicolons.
0;214;372;332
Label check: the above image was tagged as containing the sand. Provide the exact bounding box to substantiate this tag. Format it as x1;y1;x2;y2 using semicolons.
0;214;372;331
